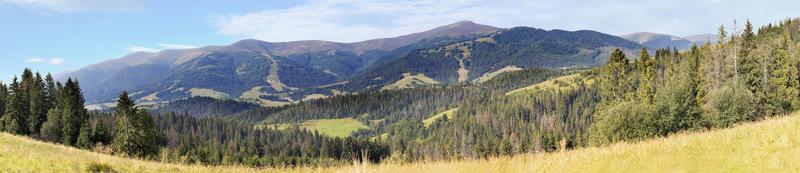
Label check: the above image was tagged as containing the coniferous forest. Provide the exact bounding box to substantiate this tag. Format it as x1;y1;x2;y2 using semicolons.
2;18;800;168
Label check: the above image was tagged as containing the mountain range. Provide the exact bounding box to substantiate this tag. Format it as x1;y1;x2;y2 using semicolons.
621;32;718;50
58;21;649;108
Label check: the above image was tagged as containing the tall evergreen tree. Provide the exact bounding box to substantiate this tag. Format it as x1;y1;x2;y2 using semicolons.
27;72;47;136
0;82;7;128
43;74;57;112
39;108;64;142
637;48;656;104
60;78;87;146
4;78;28;134
113;91;159;158
768;35;798;113
600;49;630;103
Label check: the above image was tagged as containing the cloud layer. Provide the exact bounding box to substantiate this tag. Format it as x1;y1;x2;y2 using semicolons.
27;57;65;65
127;43;200;53
213;0;800;42
0;0;141;12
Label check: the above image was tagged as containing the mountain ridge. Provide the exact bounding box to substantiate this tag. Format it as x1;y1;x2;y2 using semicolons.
59;21;644;107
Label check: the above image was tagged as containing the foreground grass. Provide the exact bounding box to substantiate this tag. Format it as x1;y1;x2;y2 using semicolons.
0;133;261;172
3;113;800;172
319;113;800;172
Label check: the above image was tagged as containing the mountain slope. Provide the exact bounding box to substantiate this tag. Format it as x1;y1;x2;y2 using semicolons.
59;21;500;105
343;27;642;90
683;34;719;45
621;32;694;50
4;112;798;172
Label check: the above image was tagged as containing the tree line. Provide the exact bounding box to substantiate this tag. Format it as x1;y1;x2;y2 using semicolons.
591;19;800;144
0;69;389;166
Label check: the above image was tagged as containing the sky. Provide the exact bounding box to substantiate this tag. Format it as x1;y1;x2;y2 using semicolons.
1;0;799;83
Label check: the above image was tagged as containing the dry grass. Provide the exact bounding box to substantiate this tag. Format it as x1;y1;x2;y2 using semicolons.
381;73;440;90
506;73;595;95
423;108;458;127
3;113;800;172
473;66;523;83
271;117;369;138
188;88;229;99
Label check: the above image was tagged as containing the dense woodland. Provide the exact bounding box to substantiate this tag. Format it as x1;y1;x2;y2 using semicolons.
0;70;389;166
2;18;799;167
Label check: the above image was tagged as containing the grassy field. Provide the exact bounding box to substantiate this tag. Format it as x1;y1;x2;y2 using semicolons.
3;113;800;172
423;108;458;127
273;117;369;138
506;73;595;95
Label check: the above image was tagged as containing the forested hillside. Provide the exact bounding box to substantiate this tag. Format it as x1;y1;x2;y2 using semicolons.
3;17;799;169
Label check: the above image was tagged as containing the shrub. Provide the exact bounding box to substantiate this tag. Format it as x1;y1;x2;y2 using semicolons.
703;83;757;128
652;79;702;135
590;102;657;145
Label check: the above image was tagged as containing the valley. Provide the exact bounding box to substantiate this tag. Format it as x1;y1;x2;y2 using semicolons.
3;111;798;172
1;2;799;171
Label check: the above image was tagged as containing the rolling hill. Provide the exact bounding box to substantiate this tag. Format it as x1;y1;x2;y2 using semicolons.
340;27;642;91
58;21;500;106
621;32;695;50
4;111;798;172
59;21;644;109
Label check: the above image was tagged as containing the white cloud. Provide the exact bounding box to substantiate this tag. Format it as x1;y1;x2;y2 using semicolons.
27;57;66;65
126;46;160;53
49;58;65;65
0;0;141;12
127;43;199;53
157;43;199;50
26;57;45;63
213;0;800;42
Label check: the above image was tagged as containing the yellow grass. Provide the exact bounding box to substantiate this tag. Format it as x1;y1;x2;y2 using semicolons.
0;133;263;173
473;65;523;83
423;108;458;127
381;73;440;90
271;117;369;138
188;88;230;99
4;112;800;172
506;73;595;95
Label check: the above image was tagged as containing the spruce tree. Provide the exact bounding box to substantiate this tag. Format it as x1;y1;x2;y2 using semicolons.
0;82;7;128
4;78;28;134
76;122;92;148
600;49;630;103
637;48;656;104
43;74;57;113
60;79;87;146
113;91;159;158
27;72;47;136
768;35;798;113
39;109;63;142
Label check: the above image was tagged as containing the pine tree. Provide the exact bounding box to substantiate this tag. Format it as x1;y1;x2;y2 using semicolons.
76;122;92;148
43;74;57;112
40;109;64;142
4;78;28;134
113;91;160;158
0;82;7;129
27;72;47;136
637;48;656;104
60;79;87;146
768;35;798;113
600;49;630;103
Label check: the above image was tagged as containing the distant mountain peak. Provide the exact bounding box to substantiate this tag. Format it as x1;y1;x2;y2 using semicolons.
445;20;480;28
621;32;693;50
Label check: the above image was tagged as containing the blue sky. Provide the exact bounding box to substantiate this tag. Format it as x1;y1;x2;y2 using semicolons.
1;0;799;83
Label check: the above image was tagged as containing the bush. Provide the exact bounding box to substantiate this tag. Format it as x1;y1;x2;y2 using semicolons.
86;162;115;173
652;79;702;135
590;102;657;145
703;83;757;128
